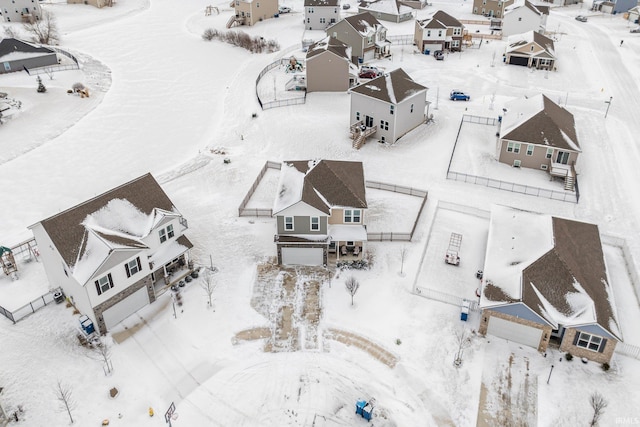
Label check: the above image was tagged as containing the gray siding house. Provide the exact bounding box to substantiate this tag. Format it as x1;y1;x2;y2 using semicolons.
29;174;194;335
414;10;465;53
479;205;621;364
326;12;390;64
593;0;636;14
498;94;579;190
357;0;414;23
501;1;548;36
0;38;58;74
306;37;356;92
273;160;368;266
304;0;340;30
349;68;428;147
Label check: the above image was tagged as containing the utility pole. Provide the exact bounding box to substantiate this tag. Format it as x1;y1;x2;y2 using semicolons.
604;96;613;118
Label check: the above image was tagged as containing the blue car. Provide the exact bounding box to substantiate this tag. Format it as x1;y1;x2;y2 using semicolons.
450;90;470;101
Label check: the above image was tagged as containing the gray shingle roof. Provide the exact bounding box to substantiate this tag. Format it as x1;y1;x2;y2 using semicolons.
306;36;350;61
350;68;427;104
0;38;55;59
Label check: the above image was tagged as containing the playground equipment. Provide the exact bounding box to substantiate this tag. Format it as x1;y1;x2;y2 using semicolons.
0;246;18;277
285;56;304;73
445;232;462;266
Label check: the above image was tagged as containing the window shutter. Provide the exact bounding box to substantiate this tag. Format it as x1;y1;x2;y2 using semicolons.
108;273;113;288
125;263;131;278
572;331;579;346
95;280;102;296
136;257;142;272
599;338;607;353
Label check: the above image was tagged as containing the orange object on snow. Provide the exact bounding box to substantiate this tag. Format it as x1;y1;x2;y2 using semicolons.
149;407;154;417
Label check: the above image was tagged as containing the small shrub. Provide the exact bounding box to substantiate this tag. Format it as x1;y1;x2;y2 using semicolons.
396;338;402;345
72;308;80;315
602;362;610;371
202;28;218;41
565;352;573;361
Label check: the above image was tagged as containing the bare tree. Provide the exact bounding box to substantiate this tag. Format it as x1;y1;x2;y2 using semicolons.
55;380;75;424
399;246;408;276
201;270;217;309
345;276;360;306
589;392;608;426
24;10;59;45
453;328;472;367
88;338;113;375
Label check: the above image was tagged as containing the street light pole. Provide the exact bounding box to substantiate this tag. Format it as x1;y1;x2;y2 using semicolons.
605;96;613;118
547;364;555;384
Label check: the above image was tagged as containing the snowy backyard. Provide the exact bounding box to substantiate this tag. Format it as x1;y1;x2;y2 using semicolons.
2;0;640;425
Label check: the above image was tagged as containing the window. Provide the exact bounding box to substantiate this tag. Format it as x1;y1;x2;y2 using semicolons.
453;28;461;35
546;148;553;159
125;257;142;278
438;30;443;37
427;30;431;37
344;209;361;223
95;273;114;296
506;142;520;153
320;17;325;23
256;2;259;7
381;136;386;143
452;40;460;47
284;216;294;230
526;144;534;156
159;224;175;243
390;105;394;115
530;45;534;52
380;120;389;130
541;164;548;170
330;18;336;23
310;217;320;231
356;111;360;121
307;17;310;23
410;104;414;113
309;7;313;12
513;160;521;168
576;332;605;352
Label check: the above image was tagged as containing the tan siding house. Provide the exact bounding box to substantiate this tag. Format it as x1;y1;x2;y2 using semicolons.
414;10;465;53
505;30;555;70
231;0;278;26
306;37;356;92
472;0;514;17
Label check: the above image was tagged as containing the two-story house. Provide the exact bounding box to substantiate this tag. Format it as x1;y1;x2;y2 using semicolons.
326;12;390;64
273;160;368;266
228;0;278;27
472;0;514;18
498;94;580;190
306;36;357;92
414;10;465;53
349;68;428;147
304;0;340;30
28;173;194;335
357;0;414;23
0;0;42;23
479;205;622;364
501;0;547;36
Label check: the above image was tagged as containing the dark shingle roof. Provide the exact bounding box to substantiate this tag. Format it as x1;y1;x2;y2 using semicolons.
417;10;462;29
306;36;350;61
342;12;385;33
522;218;620;339
35;173;176;268
503;95;580;151
286;160;367;214
350;68;427;104
0;38;55;59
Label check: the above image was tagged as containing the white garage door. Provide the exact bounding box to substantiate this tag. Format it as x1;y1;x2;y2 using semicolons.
487;316;543;349
281;247;323;266
102;286;150;330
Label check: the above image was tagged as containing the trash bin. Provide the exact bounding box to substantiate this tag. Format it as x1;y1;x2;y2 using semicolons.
53;290;65;304
461;300;470;321
80;315;95;335
356;399;366;415
424;49;430;55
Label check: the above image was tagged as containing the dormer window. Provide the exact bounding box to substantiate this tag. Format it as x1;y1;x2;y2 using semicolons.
159;224;175;243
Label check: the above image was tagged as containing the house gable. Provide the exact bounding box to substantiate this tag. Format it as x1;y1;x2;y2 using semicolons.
350;68;427;104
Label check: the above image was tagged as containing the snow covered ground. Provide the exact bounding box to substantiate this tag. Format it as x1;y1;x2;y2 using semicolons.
1;0;640;425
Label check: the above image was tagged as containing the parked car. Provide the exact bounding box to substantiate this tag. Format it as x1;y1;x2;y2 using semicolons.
630;27;640;33
342;3;351;9
279;6;291;13
450;90;470;101
575;15;587;22
360;65;380;75
434;50;444;60
358;70;379;79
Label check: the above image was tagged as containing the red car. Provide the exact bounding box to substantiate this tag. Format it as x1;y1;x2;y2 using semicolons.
358;70;378;79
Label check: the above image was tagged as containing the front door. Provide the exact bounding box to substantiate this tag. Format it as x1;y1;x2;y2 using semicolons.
556;151;570;164
365;115;374;128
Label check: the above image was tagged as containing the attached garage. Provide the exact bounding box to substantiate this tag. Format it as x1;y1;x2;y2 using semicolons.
508;56;529;66
102;286;150;330
281;247;324;266
486;316;543;349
